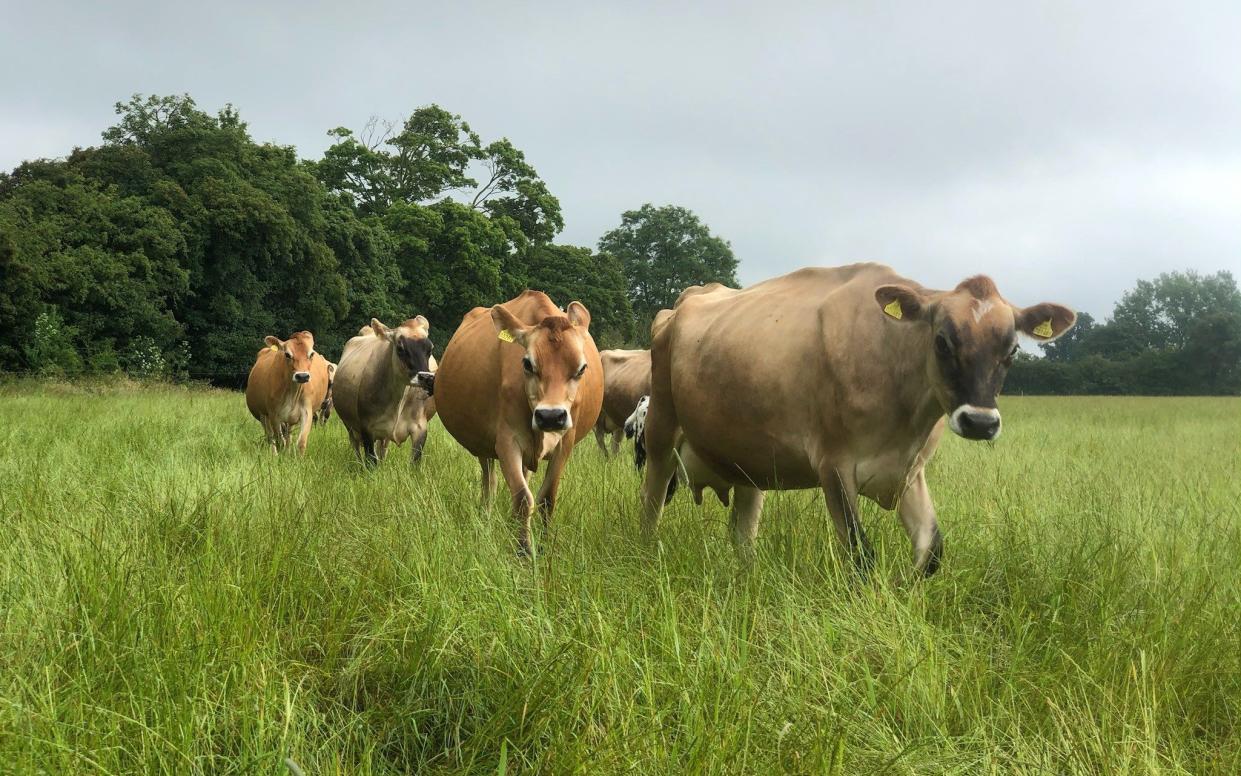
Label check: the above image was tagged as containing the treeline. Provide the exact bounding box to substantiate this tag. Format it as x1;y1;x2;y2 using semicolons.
0;95;738;381
1008;270;1241;395
2;94;1237;394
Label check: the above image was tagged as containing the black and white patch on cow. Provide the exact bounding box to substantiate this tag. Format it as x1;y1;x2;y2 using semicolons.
624;395;650;469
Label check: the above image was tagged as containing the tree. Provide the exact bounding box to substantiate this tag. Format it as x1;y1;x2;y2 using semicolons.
597;204;738;325
313;107;563;248
523;244;634;346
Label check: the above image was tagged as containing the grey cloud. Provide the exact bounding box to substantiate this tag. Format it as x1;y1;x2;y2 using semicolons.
3;0;1238;319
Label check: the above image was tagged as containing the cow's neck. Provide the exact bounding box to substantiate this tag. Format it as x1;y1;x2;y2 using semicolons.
382;348;411;396
890;338;947;445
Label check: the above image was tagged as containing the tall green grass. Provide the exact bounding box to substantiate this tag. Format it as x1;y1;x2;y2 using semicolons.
1;382;1238;774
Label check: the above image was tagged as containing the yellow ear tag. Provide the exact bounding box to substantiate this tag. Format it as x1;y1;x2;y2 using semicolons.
497;329;514;343
1033;319;1054;338
268;345;278;352
883;299;903;320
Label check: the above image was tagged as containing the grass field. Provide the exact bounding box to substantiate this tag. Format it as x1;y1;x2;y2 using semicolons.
0;381;1238;774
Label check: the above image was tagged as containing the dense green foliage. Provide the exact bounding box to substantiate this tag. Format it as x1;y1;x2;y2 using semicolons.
0;95;660;379
1;384;1238;773
1008;271;1241;395
1;93;1236;394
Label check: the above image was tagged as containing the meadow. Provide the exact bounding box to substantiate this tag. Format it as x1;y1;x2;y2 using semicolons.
0;381;1238;775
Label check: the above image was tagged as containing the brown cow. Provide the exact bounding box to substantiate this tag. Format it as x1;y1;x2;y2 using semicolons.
639;264;1076;576
314;360;337;425
333;317;436;466
435;291;604;554
593;349;651;456
245;331;331;454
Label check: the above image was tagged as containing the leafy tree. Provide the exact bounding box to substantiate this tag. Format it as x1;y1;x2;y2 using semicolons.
597;204;738;325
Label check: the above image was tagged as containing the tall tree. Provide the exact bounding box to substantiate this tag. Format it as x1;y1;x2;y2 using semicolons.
597;204;738;325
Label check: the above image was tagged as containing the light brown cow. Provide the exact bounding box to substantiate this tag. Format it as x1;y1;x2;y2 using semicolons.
435;290;604;555
640;264;1076;576
593;349;652;456
245;331;331;454
333;317;436;466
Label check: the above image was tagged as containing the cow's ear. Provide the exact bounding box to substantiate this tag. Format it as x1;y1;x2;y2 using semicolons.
413;315;429;332
370;318;388;338
566;301;592;330
264;335;282;348
491;305;530;346
874;285;927;322
1017;303;1076;341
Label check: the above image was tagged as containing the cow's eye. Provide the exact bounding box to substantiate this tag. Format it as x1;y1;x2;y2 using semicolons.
574;363;587;379
284;351;292;359
309;352;316;360
1008;343;1019;358
934;333;953;357
522;356;535;375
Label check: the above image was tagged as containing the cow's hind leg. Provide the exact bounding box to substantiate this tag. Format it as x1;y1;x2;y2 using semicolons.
410;426;429;465
729;485;765;560
362;436;380;468
821;467;875;574
897;469;942;577
639;380;679;539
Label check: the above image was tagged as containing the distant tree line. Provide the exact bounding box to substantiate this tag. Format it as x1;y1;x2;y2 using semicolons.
1007;270;1241;395
0;94;737;381
1;95;1236;394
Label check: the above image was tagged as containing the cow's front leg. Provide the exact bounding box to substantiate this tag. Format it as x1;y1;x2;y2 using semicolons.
410;425;429;465
821;467;875;574
535;436;574;535
610;428;622;457
496;442;535;556
295;408;312;455
897;469;942;577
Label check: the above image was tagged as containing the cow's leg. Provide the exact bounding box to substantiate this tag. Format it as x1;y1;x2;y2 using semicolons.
375;439;389;462
479;458;498;507
410;426;429;465
496;443;535;556
362;436;379;467
535;438;573;535
347;428;363;462
897;470;942;577
610;428;622;457
639;389;679;539
821;467;875;573
263;418;280;455
295;408;312;455
594;424;608;455
729;486;765;557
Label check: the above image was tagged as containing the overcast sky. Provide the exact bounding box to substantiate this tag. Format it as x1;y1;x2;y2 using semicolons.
3;0;1238;318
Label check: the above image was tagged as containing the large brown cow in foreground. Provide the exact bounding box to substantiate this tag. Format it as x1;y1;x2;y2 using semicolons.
640;264;1076;576
594;349;651;456
435;291;603;555
333;317;436;466
245;331;331;454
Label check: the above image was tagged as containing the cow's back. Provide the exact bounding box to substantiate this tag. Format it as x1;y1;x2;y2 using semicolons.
658;263;914;488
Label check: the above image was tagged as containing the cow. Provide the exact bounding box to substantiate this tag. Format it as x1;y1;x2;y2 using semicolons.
333;317;436;466
434;290;603;555
593;349;651;456
639;264;1076;576
245;331;331;455
314;360;338;425
623;395;650;468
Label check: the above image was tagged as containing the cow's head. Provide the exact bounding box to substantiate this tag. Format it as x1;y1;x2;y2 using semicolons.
491;301;593;433
265;331;317;384
370;316;434;378
875;276;1075;441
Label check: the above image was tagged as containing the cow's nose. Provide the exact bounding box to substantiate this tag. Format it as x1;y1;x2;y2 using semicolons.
293;372;310;384
533;407;569;431
951;405;1001;440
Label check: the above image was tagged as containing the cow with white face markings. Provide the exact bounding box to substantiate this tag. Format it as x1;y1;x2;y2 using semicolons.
639;263;1076;576
623;395;650;468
